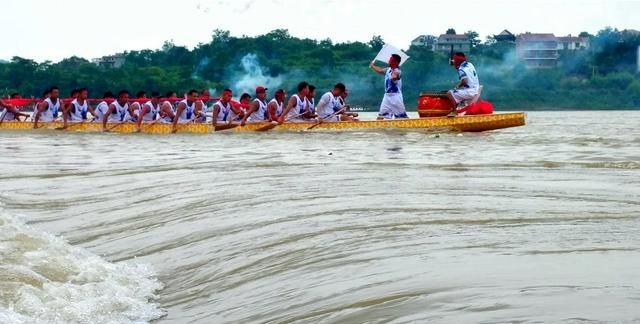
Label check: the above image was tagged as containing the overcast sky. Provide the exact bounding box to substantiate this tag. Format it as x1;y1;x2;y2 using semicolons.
1;0;638;62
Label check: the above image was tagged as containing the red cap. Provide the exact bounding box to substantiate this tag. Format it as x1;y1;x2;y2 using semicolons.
256;86;268;94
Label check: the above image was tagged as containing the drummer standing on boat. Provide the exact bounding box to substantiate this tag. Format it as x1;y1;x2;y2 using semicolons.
370;54;408;120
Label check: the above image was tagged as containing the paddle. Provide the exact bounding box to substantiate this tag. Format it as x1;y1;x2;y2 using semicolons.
255;113;306;132
214;124;239;132
255;121;279;132
0;110;6;126
306;108;347;131
106;122;125;132
55;121;87;130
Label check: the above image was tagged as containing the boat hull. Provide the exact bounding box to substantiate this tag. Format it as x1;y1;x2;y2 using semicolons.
0;113;525;134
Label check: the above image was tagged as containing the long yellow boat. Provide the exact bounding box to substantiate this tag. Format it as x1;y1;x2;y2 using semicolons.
0;113;525;134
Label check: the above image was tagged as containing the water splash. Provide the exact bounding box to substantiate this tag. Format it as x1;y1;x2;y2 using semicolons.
0;210;166;324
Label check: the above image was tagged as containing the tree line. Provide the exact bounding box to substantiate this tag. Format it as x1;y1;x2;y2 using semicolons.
1;27;639;109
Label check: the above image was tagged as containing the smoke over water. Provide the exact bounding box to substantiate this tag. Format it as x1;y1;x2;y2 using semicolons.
0;208;165;324
232;54;283;95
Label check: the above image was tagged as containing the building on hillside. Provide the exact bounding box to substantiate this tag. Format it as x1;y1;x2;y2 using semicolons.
493;29;516;43
411;35;438;50
436;34;471;53
556;35;590;50
516;33;559;69
92;54;126;68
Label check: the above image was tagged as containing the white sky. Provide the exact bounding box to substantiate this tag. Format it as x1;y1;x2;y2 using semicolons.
1;0;638;62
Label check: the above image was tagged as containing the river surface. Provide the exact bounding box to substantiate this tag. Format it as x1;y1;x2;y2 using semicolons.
1;111;639;323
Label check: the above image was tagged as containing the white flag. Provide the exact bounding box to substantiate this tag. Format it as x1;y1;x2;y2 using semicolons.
373;44;410;66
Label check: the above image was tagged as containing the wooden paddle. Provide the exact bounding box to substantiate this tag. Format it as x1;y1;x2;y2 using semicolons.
55;121;87;130
106;122;126;132
306;108;347;131
255;113;306;132
214;123;239;132
255;121;279;132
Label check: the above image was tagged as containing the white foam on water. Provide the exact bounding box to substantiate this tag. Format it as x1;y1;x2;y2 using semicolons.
0;208;166;324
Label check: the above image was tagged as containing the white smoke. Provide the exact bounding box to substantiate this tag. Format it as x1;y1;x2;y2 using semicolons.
192;56;210;79
233;54;282;95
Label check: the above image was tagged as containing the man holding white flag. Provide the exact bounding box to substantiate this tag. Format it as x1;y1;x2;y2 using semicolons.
370;51;409;120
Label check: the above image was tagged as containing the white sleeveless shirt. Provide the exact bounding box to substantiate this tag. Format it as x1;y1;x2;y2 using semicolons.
69;99;88;121
249;98;267;121
39;98;61;122
111;100;130;122
141;101;160;121
213;100;232;122
269;99;283;118
286;94;306;120
178;99;196;122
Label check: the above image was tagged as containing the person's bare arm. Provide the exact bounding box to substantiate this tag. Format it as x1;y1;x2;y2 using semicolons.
369;60;386;74
33;101;48;128
241;101;259;126
278;97;298;124
103;104;117;131
172;103;185;133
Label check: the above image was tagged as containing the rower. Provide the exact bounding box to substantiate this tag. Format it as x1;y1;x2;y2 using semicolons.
33;86;62;129
267;89;286;122
102;90;131;131
229;93;250;123
316;83;354;122
159;91;177;123
62;88;80;121
241;86;268;126
339;89;359;120
279;82;309;124
65;88;91;127
129;91;146;121
211;89;234;127
303;85;317;119
197;90;210;123
0;94;29;122
31;89;50;122
370;54;409;120
172;89;203;133
91;92;116;122
136;92;162;132
446;52;480;116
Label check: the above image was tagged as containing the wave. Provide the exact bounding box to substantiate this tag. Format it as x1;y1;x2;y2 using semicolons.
0;209;165;324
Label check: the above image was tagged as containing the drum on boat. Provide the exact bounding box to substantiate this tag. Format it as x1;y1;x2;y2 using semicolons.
417;91;454;118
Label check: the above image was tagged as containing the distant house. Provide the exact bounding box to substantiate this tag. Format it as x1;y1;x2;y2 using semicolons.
92;54;126;68
516;33;559;69
494;30;516;43
436;34;471;53
556;35;590;50
411;35;438;50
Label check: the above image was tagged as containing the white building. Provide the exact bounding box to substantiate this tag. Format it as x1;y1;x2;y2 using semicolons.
411;35;438;50
556;35;590;51
92;54;126;68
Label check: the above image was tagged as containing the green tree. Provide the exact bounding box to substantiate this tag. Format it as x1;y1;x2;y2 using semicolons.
446;28;456;35
465;30;481;47
368;35;385;51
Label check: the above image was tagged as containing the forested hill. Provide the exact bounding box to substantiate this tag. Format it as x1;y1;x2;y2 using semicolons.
1;28;639;110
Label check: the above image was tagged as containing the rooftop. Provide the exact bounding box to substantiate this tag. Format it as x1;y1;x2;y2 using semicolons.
517;33;557;42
